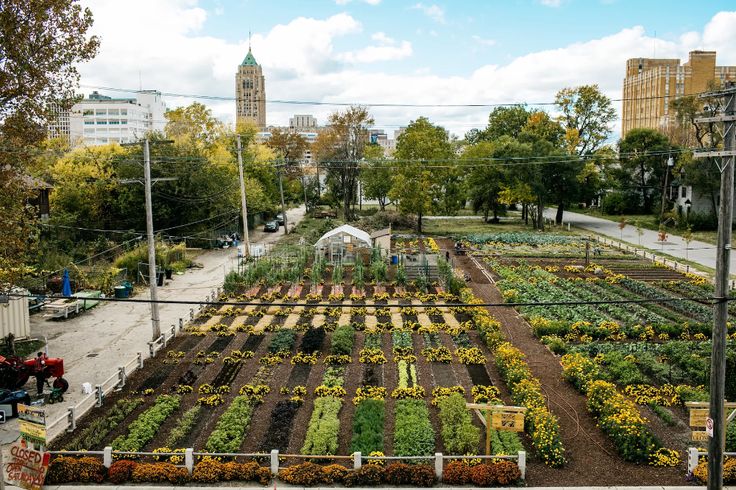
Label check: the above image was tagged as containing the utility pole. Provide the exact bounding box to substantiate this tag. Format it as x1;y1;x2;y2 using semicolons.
278;164;288;235
143;138;161;340
694;82;736;490
237;135;250;257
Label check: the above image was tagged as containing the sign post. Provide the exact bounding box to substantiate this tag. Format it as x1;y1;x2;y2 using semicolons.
466;403;526;455
686;401;736;444
7;405;50;490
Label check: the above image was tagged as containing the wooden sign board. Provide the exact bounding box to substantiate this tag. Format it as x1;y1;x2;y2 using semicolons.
491;411;525;432
691;430;709;442
690;408;709;428
18;405;46;425
19;421;46;445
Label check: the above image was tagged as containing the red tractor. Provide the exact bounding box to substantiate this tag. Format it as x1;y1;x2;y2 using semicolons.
0;354;69;394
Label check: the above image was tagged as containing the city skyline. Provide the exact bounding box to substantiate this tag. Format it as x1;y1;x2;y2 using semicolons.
77;1;736;138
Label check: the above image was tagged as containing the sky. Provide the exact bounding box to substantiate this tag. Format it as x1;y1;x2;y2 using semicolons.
77;0;736;139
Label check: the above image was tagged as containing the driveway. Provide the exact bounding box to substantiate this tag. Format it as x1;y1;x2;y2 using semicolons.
545;208;732;275
0;205;306;445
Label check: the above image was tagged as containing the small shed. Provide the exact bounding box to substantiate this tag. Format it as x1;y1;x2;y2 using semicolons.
0;289;31;339
370;227;391;257
315;224;372;264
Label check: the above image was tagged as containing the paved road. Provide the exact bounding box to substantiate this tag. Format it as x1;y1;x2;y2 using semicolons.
545;208;732;275
0;205;305;445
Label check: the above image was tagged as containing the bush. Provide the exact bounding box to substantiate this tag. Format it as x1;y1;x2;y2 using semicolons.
408;464;437;487
46;456;106;484
108;460;138;484
279;462;325;486
467;462;522;487
192;458;223;483
331;325;355;355
131;462;189;484
344;464;384;487
383;462;412;485
686;211;717;231
322;464;349;484
269;328;296;354
600;190;640;215
442;461;471;485
693;457;736;484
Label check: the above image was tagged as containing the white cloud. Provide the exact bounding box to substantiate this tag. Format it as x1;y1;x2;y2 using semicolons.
77;3;736;138
472;35;496;47
411;3;445;23
335;0;382;4
371;32;395;45
540;0;562;6
338;41;412;63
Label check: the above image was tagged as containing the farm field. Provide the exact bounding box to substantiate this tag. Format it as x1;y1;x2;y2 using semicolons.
47;232;734;487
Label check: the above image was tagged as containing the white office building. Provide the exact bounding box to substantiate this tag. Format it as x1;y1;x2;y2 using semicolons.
68;90;166;147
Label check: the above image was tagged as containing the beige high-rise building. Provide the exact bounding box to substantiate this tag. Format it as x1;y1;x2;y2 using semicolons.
621;50;736;136
236;47;266;128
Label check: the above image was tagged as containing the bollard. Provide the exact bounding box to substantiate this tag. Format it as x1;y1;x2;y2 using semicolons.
103;447;113;468
66;406;76;432
270;449;279;475
179;318;184;332
434;453;443;480
148;341;155;357
162;332;168;348
137;352;144;369
170;325;176;338
567;223;571;231
185;448;194;474
518;451;526;480
687;447;699;475
353;451;362;470
686;265;690;273
95;384;103;407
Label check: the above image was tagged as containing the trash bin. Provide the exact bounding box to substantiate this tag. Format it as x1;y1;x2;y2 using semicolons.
123;281;133;295
165;268;173;280
114;286;129;299
157;271;165;287
391;255;398;265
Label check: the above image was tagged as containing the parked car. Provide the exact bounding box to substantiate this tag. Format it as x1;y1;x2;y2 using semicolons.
263;220;279;232
275;213;285;225
0;388;30;417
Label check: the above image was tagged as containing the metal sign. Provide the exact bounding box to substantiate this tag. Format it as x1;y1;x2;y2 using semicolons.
5;442;50;490
706;417;714;438
18;405;46;425
18;405;46;444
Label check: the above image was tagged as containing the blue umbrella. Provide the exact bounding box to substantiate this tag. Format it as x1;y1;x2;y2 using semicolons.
61;269;72;297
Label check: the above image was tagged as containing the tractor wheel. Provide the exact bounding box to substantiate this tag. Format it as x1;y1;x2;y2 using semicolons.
53;377;69;393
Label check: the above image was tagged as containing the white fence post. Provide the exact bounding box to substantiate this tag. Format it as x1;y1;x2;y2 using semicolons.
103;447;112;468
95;384;103;407
148;341;155;357
185;448;194;474
189;308;194;321
687;447;699;474
434;453;443;480
270;449;279;475
137;352;144;369
117;366;126;388
66;406;75;432
179;318;183;332
518;450;526;480
353;451;362;470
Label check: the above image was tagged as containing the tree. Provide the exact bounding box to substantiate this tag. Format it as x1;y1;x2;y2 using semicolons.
0;0;99;283
618;128;671;213
390;117;454;232
313;106;374;220
361;144;391;210
554;85;615;156
266;128;308;175
165;102;226;150
462;140;509;222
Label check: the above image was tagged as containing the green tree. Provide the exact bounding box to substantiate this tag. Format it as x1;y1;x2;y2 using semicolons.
313;106;374;220
361;144;391;210
554;84;616;156
390;117;454;232
462;140;509;222
165;102;226;150
617;128;671;213
0;0;99;283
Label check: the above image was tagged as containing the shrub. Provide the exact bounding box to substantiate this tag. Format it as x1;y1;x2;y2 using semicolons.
351;399;385;454
437;393;480;454
382;463;412;485
108;460;138;484
409;464;437;487
269;329;296;354
442;461;471;485
693;457;736;484
279;462;324;486
322;464;349;484
46;456;106;484
600;190;640;215
131;462;189;484
344;464;384;487
331;325;355;355
192;458;223;483
469;463;495;487
492;460;522;485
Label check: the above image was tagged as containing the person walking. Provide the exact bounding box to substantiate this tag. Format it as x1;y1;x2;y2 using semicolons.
33;352;47;395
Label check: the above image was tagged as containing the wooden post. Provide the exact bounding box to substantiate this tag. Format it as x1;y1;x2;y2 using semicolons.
485;408;491;455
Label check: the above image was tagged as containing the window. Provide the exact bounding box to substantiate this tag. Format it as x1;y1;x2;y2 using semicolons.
120;119;128;125
681;186;687;198
83;109;94;116
108;109;119;115
120;109;127;115
97;120;107;125
84;121;94;125
95;109;106;115
109;120;119;125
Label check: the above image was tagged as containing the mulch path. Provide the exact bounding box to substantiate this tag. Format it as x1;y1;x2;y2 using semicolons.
448;245;684;487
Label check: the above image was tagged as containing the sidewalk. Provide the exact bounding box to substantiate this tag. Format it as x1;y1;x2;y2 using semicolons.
545;209;731;275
